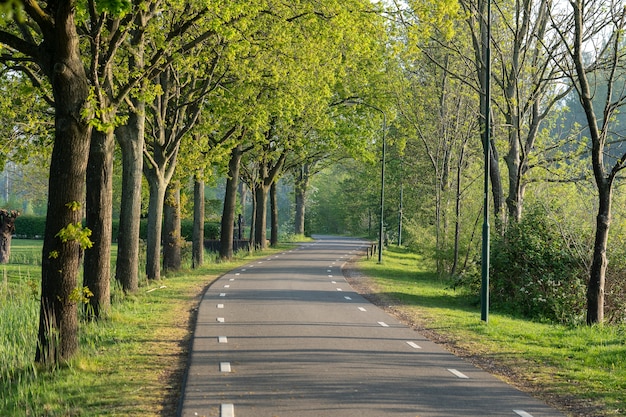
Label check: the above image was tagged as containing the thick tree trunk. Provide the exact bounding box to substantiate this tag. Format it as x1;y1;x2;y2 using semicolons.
114;106;145;292
36;2;92;363
270;181;279;247
587;185;611;324
192;175;204;268
254;184;269;250
84;128;114;319
0;210;18;264
163;182;182;272
145;173;167;280
220;145;243;260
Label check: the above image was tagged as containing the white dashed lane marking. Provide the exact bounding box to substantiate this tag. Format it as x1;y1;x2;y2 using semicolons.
217;304;224;309
217;317;225;323
378;321;389;327
448;369;469;379
221;404;234;417
406;341;421;349
220;362;231;372
514;411;534;417
358;307;367;312
218;336;228;343
344;296;352;300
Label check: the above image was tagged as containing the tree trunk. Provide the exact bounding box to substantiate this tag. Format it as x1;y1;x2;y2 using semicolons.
114;106;145;292
192;174;204;268
163;181;181;272
249;184;256;248
294;164;310;236
144;172;167;280
36;2;92;363
0;210;18;264
270;181;279;247
587;182;611;324
84;127;114;319
254;183;269;250
220;144;243;260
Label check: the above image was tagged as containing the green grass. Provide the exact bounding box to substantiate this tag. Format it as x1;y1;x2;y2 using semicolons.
358;246;626;417
1;239;289;416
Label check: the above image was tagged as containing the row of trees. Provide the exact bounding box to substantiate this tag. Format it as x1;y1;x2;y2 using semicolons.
308;0;626;325
0;0;389;364
2;0;626;365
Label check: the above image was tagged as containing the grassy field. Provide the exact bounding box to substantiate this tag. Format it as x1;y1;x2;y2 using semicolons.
1;239;287;416
355;245;626;417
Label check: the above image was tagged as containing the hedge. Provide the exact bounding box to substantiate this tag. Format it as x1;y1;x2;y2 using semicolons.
14;216;221;241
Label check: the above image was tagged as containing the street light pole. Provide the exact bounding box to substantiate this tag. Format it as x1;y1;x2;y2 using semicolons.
481;0;492;322
378;112;386;263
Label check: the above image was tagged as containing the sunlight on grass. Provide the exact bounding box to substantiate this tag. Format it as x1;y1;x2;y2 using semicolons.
358;246;626;417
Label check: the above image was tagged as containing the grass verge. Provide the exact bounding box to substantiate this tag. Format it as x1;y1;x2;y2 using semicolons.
349;245;625;417
1;240;288;416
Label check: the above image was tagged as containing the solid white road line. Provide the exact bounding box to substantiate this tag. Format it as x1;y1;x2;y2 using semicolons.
447;369;469;379
407;341;422;349
221;403;235;417
220;362;231;372
513;411;534;417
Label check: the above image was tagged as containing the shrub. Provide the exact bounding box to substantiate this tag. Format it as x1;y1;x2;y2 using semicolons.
13;216;46;238
490;205;587;324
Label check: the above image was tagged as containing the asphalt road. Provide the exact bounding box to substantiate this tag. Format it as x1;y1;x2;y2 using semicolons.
178;236;565;417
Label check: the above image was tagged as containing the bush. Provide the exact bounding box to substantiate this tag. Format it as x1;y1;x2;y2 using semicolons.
14;216;222;242
13;216;46;239
490;205;587;324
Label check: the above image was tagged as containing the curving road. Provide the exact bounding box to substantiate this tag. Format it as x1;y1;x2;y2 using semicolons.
178;236;565;417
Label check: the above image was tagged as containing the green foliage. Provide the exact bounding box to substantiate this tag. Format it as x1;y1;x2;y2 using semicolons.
56;223;93;250
96;0;132;15
490;205;587;324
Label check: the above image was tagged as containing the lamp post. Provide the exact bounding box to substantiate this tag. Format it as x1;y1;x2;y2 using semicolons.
347;100;386;263
481;0;492;322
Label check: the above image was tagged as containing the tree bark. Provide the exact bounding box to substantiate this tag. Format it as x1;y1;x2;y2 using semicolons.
220;144;244;260
249;183;257;248
36;1;92;363
163;181;182;272
0;210;18;264
588;182;611;324
192;174;204;268
254;183;269;249
83;127;114;319
294;164;310;236
114;105;145;292
270;181;279;247
144;171;167;280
